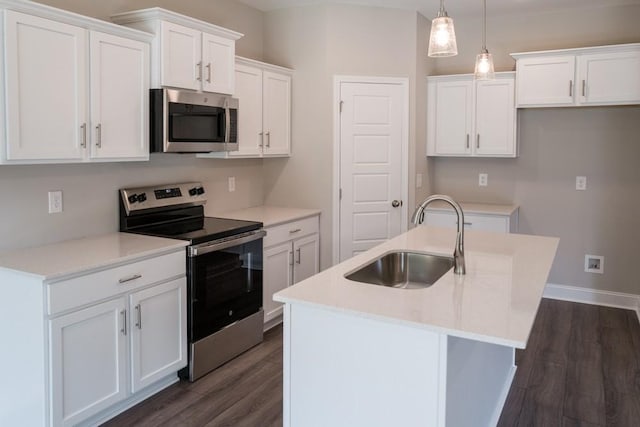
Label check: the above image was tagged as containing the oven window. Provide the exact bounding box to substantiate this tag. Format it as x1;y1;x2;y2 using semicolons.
189;238;263;341
168;103;225;142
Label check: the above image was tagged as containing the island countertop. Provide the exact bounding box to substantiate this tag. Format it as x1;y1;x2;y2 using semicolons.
274;226;559;349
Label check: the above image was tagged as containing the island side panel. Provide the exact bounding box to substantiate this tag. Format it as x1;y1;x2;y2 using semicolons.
445;336;516;427
284;303;444;427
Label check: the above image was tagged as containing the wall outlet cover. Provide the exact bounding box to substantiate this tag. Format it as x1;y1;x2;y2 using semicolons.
228;177;236;192
479;173;488;187
48;190;63;214
576;176;587;191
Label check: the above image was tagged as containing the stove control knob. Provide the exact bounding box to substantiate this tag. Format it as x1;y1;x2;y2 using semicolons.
128;194;138;203
196;187;205;195
189;187;198;196
138;193;147;203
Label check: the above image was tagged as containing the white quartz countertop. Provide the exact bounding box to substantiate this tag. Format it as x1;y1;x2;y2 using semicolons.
217;205;321;227
0;233;188;281
274;226;558;349
425;201;519;216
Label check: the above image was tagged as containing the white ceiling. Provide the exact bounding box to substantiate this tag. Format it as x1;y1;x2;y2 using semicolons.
235;0;640;18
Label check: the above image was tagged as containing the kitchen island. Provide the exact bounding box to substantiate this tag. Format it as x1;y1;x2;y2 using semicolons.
274;226;558;427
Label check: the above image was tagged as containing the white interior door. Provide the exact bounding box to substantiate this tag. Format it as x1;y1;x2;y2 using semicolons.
338;80;406;261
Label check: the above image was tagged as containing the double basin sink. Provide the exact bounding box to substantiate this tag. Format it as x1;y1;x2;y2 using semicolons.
344;251;454;290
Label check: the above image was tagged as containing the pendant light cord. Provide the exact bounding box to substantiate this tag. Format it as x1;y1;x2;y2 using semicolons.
482;0;487;51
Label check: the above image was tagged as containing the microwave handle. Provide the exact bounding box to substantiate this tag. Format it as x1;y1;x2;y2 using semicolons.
225;103;231;150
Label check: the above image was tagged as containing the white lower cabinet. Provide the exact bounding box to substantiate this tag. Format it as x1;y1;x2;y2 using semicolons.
423;204;519;234
263;216;320;325
49;299;128;427
0;246;187;427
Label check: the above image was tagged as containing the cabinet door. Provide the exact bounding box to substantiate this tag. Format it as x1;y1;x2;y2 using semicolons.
262;70;292;156
49;299;127;426
578;50;640;105
202;33;235;94
432;80;473;156
230;63;264;157
516;55;575;107
263;242;293;323
4;10;87;161
90;31;149;160
129;278;187;393
475;77;516;157
160;21;201;90
293;234;320;284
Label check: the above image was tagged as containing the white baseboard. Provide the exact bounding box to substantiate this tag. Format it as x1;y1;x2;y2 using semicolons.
544;283;640;323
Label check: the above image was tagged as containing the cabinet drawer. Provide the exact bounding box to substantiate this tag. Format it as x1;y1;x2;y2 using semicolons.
47;250;185;316
423;211;510;233
264;216;319;248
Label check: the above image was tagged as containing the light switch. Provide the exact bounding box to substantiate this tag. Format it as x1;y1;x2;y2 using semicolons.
228;177;236;192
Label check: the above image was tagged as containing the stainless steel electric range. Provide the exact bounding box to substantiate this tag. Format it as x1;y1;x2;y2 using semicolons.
119;182;265;381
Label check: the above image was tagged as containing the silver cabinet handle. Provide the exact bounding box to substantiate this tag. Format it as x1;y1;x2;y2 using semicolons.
121;310;127;335
95;124;102;148
196;62;203;81
476;134;480;149
463;222;473;226
296;248;301;264
135;304;142;329
206;62;212;83
569;80;573;97
582;80;586;97
466;134;469;149
119;274;142;284
259;132;264;147
80;123;87;148
289;250;294;266
289;228;302;234
266;131;271;148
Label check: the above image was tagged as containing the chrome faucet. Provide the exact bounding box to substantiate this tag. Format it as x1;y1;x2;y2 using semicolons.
411;195;466;275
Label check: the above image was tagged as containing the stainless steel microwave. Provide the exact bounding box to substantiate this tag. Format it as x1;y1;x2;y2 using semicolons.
150;88;238;153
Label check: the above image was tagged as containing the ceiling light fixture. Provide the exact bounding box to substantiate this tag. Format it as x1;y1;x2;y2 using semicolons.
428;0;458;57
474;0;495;79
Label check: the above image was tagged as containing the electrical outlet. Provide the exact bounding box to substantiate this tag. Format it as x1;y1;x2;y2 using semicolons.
228;177;236;192
48;191;63;214
479;173;488;187
585;254;604;274
576;176;587;191
416;173;423;189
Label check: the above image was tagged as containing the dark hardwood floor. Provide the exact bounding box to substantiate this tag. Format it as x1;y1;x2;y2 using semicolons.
498;299;640;427
103;299;640;426
102;326;283;427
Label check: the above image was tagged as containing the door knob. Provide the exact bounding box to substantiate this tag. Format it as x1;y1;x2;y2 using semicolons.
392;200;402;208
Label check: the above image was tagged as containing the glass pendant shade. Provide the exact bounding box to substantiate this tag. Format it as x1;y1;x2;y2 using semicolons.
428;11;458;57
474;49;495;80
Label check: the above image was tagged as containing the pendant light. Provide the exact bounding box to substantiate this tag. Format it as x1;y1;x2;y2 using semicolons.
474;0;495;79
428;0;458;57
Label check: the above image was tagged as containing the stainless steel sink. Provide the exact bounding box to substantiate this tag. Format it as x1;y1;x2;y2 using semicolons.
344;251;454;289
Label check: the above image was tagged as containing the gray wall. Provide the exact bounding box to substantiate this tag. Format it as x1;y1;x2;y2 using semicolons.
263;4;430;269
430;4;640;294
0;0;267;251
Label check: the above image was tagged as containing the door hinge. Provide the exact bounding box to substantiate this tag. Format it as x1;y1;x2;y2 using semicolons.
339;100;344;113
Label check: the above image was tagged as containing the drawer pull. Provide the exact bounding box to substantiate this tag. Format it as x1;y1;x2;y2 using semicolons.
296;248;301;264
119;274;142;284
463;222;473;226
289;228;302;234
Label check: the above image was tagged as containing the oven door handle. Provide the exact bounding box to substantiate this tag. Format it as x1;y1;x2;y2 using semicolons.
188;230;266;257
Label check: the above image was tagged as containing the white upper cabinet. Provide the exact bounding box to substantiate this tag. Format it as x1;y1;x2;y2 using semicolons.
199;56;293;159
1;5;151;164
112;8;243;95
90;31;149;160
512;43;640;108
4;11;87;162
427;73;516;158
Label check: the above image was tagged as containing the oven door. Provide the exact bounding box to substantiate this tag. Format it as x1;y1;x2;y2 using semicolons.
187;230;265;342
